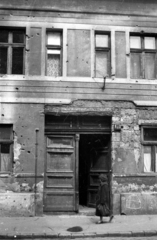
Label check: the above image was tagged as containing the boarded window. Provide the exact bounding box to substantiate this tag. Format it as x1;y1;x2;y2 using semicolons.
0;29;25;74
67;29;91;77
0;124;13;172
130;35;157;79
115;31;126;78
46;32;62;77
95;33;110;78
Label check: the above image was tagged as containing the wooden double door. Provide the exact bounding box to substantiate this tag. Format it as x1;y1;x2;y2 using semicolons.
44;133;111;212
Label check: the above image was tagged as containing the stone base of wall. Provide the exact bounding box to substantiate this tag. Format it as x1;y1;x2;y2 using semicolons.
113;192;157;215
0;192;43;217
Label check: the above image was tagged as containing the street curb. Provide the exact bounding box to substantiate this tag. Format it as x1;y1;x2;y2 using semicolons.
0;231;157;239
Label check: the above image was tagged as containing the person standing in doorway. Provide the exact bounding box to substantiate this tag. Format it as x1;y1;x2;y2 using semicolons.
95;174;114;224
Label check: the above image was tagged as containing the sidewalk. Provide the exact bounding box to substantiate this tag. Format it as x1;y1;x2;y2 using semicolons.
0;214;157;239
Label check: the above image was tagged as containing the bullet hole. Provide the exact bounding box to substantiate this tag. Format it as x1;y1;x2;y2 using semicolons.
27;151;30;153
25;49;30;52
15;87;19;90
1;114;4;116
36;33;40;36
21;135;23;137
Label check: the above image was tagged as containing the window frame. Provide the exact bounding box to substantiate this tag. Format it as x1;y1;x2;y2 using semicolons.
130;33;157;79
0;124;13;173
46;30;63;77
141;126;157;173
94;31;111;78
0;28;25;75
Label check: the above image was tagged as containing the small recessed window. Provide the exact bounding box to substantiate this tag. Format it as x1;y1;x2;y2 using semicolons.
0;124;13;172
142;127;157;173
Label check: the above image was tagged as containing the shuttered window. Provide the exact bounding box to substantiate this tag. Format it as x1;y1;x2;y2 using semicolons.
95;33;111;78
130;35;157;79
0;29;25;74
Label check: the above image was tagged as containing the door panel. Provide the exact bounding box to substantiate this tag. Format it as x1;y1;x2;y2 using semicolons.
88;146;111;207
44;135;78;212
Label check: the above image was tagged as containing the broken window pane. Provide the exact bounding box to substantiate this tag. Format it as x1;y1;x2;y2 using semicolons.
96;34;108;48
130;36;141;49
145;53;155;79
12;48;23;74
144;146;152;172
47;32;61;46
1;144;10;172
47;51;61;76
13;31;24;43
96;51;108;77
130;52;141;78
0;47;7;74
144;37;155;49
0;30;8;43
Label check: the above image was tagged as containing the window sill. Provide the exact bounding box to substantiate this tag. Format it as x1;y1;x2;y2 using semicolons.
1;75;157;84
114;173;157;177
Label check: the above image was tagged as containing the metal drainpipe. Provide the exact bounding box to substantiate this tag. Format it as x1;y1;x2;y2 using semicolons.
35;128;39;216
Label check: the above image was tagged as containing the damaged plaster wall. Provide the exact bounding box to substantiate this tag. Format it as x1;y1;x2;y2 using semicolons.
0;103;44;190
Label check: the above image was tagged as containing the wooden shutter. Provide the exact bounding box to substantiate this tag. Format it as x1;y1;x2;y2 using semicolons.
115;31;126;78
29;27;41;75
67;29;91;77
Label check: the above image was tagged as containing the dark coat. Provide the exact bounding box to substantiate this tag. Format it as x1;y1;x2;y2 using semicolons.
95;182;110;216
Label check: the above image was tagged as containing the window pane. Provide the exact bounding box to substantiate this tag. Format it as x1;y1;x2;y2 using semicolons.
1;144;10;172
130;36;141;49
130;52;141;79
0;125;11;139
144;37;155;49
47;32;61;46
96;51;109;77
144;146;152;172
155;147;157;172
0;47;7;74
96;34;108;48
144;128;157;141
13;31;24;43
145;53;155;79
12;48;23;74
0;30;8;43
47;52;61;77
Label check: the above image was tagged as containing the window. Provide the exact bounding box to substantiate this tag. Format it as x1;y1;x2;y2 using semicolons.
0;29;25;74
0;125;13;172
130;35;157;79
46;31;62;77
142;127;157;172
95;32;111;78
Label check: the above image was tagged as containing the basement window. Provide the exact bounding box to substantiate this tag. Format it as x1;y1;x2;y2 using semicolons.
46;31;62;77
0;125;13;172
142;127;157;172
95;32;111;78
130;34;157;79
0;29;25;74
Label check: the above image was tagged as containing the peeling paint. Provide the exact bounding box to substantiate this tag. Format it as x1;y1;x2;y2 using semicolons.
14;134;22;161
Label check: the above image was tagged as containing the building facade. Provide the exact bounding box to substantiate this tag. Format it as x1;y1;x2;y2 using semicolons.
0;0;157;215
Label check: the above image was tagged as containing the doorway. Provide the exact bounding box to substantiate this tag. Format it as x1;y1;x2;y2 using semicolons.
79;134;111;207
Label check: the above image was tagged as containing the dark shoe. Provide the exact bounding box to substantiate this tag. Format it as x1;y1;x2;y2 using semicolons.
109;215;114;223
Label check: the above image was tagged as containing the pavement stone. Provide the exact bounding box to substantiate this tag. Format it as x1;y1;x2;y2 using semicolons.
0;214;156;238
